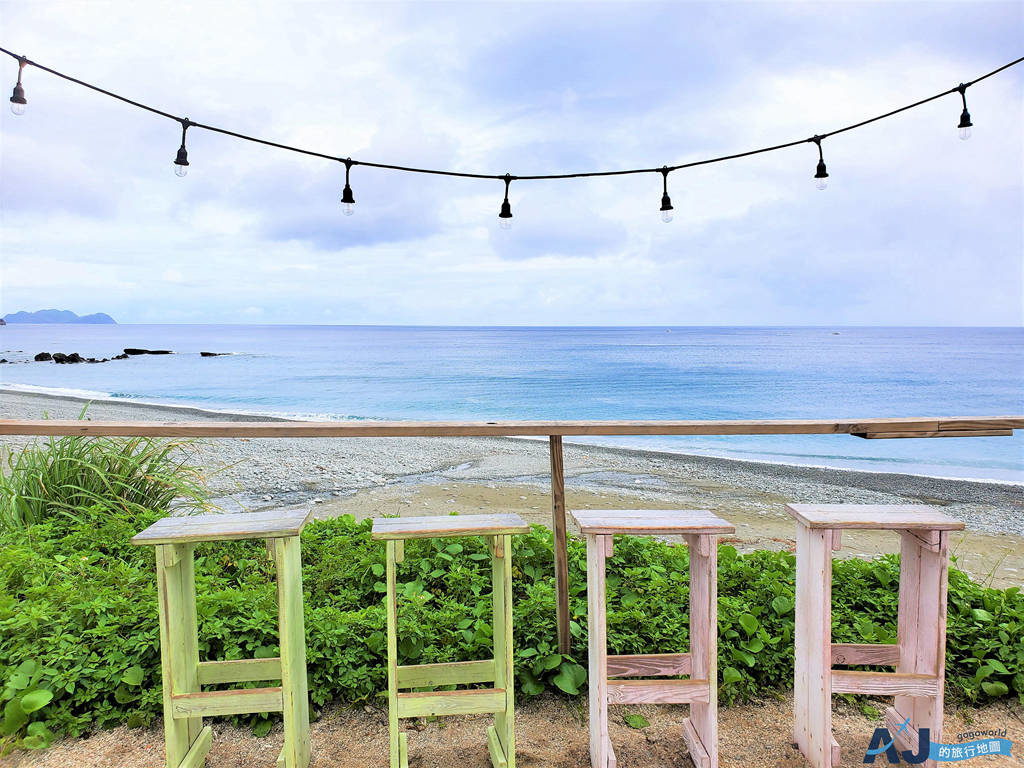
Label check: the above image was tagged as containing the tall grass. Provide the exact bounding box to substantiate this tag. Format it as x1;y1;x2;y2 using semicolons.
0;434;210;531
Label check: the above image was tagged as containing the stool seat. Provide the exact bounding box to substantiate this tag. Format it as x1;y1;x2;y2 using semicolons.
131;509;312;545
571;509;734;536
785;504;964;531
371;513;530;540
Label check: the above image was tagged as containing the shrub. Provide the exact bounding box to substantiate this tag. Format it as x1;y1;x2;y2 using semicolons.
0;435;209;531
0;510;1020;744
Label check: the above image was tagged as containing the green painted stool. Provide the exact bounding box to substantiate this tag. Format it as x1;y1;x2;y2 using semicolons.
371;513;531;768
132;509;313;768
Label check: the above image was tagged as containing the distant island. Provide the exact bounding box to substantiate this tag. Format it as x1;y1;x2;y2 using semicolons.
2;309;117;324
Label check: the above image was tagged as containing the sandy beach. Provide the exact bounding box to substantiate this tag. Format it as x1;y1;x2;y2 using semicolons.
2;389;1022;587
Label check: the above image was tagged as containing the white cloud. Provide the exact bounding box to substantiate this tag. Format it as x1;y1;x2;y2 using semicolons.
0;1;1021;325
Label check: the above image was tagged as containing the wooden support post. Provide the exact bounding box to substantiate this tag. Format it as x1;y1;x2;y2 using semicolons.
492;534;516;768
896;530;949;768
156;543;201;768
275;537;311;768
586;534;611;768
386;540;401;768
550;435;571;655
895;531;922;731
794;525;834;768
687;534;718;768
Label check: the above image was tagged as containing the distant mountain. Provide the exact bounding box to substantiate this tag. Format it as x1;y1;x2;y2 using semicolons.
2;309;117;324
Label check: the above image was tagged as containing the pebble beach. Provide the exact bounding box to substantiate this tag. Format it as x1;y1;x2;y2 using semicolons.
2;389;1022;587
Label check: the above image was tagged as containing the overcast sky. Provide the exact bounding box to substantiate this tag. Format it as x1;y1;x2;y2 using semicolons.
0;1;1021;325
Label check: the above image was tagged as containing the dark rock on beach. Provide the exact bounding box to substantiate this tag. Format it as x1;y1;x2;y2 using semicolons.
200;352;229;357
34;352;53;361
112;353;129;360
124;348;173;355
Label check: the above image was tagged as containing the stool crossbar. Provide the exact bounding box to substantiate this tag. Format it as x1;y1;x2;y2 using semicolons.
787;504;964;768
132;510;313;768
372;514;531;768
572;510;735;768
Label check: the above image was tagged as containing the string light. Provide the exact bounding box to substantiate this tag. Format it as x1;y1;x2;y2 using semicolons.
173;118;190;177
811;136;829;191
1;46;1020;222
340;158;356;215
659;167;674;223
498;174;513;229
957;83;973;140
9;56;26;115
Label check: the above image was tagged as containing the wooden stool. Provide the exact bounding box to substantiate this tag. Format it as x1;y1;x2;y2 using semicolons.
786;504;965;768
132;510;313;768
571;510;735;768
371;514;531;768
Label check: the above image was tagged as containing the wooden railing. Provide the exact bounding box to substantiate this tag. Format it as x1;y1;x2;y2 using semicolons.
2;415;1021;652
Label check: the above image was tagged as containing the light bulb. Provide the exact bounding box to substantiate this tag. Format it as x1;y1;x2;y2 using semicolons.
815;177;827;191
342;202;354;216
10;100;25;116
959;125;972;141
499;217;512;230
661;210;673;223
174;163;188;177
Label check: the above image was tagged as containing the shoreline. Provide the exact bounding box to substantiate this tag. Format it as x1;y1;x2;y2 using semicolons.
2;389;1022;587
3;384;1021;489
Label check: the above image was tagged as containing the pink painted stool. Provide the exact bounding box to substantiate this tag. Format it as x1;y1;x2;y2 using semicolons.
571;510;735;768
787;504;964;768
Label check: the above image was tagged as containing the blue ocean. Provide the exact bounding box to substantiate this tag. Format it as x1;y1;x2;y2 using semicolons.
1;325;1021;483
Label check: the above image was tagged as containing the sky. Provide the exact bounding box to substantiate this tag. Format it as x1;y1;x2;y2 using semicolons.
0;1;1021;326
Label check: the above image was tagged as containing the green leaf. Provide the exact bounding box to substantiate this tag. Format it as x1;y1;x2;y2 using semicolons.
731;648;756;667
371;563;385;577
972;608;994;623
518;670;544;697
986;659;1010;675
121;665;144;686
253;717;273;738
981;681;1009;697
738;614;759;636
113;685;134;704
742;637;764;654
539;654;562;672
1;699;29;737
770;596;792;616
623;714;650;729
6;672;30;691
721;667;743;686
552;662;586;695
19;689;53;714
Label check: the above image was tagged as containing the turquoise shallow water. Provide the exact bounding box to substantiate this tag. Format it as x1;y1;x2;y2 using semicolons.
1;325;1021;482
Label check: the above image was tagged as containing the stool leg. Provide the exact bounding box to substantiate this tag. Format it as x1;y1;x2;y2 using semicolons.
275;537;311;768
491;534;516;768
688;534;718;768
386;540;402;768
156;543;201;768
897;531;949;768
586;534;611;768
794;525;834;768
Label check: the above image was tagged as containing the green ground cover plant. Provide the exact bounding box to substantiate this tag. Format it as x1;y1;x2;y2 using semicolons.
0;508;1021;746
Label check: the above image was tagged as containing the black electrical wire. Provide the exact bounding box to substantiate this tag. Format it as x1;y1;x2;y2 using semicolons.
1;45;1021;183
